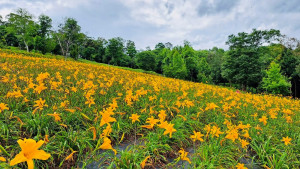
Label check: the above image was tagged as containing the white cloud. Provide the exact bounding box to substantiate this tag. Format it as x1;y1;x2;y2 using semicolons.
0;0;92;18
0;0;299;50
118;0;243;49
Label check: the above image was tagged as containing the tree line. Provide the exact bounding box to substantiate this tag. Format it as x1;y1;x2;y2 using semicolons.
1;8;300;97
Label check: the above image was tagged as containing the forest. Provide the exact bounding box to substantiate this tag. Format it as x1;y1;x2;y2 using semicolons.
1;8;300;97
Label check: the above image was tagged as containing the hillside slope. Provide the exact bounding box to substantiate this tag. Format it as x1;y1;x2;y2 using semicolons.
0;50;299;169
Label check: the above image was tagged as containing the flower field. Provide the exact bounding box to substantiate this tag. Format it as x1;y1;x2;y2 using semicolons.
0;50;299;169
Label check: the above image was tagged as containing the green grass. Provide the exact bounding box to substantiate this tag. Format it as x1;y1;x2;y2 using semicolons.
0;50;299;169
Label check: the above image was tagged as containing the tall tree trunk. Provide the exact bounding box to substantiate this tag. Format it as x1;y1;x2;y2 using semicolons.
23;39;29;52
55;34;65;56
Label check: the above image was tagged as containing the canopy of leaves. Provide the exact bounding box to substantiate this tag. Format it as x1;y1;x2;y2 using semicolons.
262;61;291;95
136;51;157;71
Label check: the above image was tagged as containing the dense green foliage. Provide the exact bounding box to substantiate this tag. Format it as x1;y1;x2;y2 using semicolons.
135;51;157;71
262;62;291;95
0;8;300;97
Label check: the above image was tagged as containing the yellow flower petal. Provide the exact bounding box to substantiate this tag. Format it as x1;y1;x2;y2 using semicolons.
27;159;34;169
10;138;51;168
140;155;150;168
31;150;51;160
0;156;6;162
35;140;45;150
10;153;27;166
65;151;78;161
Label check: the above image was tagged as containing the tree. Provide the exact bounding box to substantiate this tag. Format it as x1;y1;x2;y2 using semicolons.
126;40;137;58
181;43;198;81
261;44;300;97
136;51;157;71
94;37;106;63
0;15;3;25
262;61;291;95
155;48;170;73
165;42;173;49
82;46;95;60
279;47;297;78
31;15;54;54
38;15;52;38
226;29;281;49
258;44;284;71
279;46;299;97
126;40;137;67
185;56;199;81
222;48;261;89
6;8;36;52
70;44;79;59
163;50;188;79
0;16;7;47
181;41;195;58
154;42;165;52
104;37;125;65
197;57;212;83
222;29;282;90
79;37;95;60
55;17;81;57
73;33;87;59
207;47;226;84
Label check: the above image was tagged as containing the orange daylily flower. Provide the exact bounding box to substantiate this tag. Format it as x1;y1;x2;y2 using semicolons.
6;90;23;98
100;111;116;127
0;144;8;161
0;156;5;162
236;163;248;169
205;102;219;111
99;137;117;154
259;116;268;125
34;98;48;110
23;97;30;103
239;139;249;148
34;83;47;94
85;97;95;107
65;150;78;161
89;127;97;140
0;103;9;113
225;129;239;142
282;136;292;145
65;108;76;113
36;72;50;83
140;155;151;169
10;138;51;169
158;110;167;121
141;116;159;129
44;135;49;143
177;115;186;121
210;126;224;138
129;114;140;123
141;124;155;129
158;120;169;129
163;123;177;138
101;124;112;138
190;131;204;142
178;148;191;164
47;112;61;122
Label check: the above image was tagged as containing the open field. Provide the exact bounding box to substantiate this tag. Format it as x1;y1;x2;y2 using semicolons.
0;50;299;169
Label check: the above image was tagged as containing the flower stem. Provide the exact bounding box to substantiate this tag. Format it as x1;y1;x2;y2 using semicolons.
0;145;9;157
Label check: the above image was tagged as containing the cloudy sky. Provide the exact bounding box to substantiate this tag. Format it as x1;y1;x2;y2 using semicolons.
0;0;299;50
